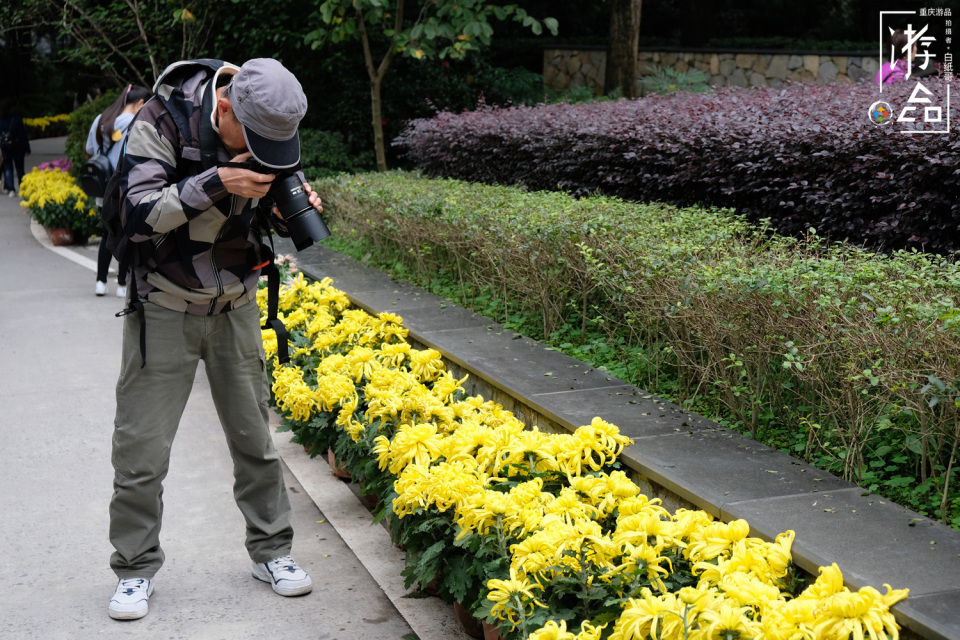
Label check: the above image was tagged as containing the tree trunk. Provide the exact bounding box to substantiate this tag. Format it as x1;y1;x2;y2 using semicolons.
357;2;402;172
370;77;387;172
604;0;642;98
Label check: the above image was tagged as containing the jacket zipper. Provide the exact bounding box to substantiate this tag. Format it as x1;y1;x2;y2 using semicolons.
207;194;236;315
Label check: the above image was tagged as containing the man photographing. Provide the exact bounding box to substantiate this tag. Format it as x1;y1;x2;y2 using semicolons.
107;58;322;620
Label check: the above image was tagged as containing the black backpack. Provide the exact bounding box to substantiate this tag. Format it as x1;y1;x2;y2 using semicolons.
99;148;132;263
79;151;113;198
0;129;14;151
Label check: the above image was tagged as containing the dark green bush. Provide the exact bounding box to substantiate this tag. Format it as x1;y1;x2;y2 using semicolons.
65;91;120;174
640;67;712;94
317;170;960;530
299;128;373;181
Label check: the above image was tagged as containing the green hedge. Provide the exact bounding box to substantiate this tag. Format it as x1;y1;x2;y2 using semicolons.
316;171;960;530
65;91;120;174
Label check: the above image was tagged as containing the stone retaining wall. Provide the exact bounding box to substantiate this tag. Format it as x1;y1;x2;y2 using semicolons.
543;48;881;94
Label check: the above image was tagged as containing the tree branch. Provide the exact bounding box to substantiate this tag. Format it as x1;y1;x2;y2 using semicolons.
58;0;149;87
356;8;378;83
66;24;124;87
374;0;405;80
123;0;159;81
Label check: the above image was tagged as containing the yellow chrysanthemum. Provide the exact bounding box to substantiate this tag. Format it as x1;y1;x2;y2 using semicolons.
717;571;786;609
692;600;761;640
381;422;445;474
487;567;545;628
686;518;751;563
811;585;908;640
574;621;606;640
609;589;688;640
529;619;576;640
408;348;446;382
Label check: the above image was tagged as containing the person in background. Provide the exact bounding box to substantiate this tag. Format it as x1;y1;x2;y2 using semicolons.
0;98;30;197
86;85;151;297
876;28;938;85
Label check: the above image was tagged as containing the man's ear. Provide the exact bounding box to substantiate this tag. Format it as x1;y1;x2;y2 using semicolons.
217;95;232;117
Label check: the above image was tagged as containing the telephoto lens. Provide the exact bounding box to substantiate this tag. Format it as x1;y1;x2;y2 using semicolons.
269;173;331;251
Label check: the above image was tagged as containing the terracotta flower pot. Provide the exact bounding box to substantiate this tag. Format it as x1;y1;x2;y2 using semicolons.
361;491;379;510
45;227;74;246
482;620;502;640
454;601;484;639
327;448;351;478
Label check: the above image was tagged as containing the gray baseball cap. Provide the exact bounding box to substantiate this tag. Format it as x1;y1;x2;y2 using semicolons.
228;58;307;169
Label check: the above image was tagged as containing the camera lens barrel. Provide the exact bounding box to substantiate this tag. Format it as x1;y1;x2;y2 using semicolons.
269;174;331;251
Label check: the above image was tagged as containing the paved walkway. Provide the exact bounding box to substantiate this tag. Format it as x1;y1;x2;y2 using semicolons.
0;137;466;640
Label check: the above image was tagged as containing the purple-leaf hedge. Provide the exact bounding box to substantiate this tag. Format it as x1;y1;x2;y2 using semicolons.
395;81;960;254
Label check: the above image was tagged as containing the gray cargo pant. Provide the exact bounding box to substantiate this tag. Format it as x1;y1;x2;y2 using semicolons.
109;300;293;579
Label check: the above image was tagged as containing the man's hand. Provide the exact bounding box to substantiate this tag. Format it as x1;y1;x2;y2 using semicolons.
303;182;323;214
218;151;274;199
272;180;324;220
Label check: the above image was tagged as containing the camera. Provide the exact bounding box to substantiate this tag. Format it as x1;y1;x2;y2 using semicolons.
235;161;331;251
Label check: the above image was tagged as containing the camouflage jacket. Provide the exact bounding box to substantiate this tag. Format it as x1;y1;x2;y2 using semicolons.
120;59;273;315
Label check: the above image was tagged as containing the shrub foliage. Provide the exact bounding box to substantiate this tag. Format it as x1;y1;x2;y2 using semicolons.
65;90;120;175
318;171;960;529
395;80;960;254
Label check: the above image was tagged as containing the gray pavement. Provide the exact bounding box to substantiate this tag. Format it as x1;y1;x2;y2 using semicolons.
0;137;453;640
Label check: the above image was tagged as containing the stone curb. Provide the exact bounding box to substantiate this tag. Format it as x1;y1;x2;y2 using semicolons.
269;417;471;640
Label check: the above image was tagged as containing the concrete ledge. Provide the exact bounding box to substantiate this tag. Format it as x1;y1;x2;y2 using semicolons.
270;417;471;640
288;242;960;640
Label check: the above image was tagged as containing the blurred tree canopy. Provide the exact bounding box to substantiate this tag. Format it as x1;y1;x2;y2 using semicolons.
306;0;557;170
2;0;953;157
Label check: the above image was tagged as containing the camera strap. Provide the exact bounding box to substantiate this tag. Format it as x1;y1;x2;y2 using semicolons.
262;261;290;364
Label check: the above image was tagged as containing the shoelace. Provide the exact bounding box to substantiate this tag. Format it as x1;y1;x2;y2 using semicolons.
118;578;148;595
271;556;299;573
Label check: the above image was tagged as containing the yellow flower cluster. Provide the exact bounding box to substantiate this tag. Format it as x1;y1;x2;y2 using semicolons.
18;166;97;229
261;274;909;640
23;114;70;131
609;563;907;640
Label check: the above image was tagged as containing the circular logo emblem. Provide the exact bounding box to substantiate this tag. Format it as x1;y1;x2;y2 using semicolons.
869;101;893;125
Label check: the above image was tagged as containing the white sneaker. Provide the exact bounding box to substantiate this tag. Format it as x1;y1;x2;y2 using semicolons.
95;281;108;296
7;190;15;198
108;577;154;620
116;285;127;299
252;555;312;596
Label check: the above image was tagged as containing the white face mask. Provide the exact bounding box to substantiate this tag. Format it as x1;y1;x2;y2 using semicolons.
210;63;241;135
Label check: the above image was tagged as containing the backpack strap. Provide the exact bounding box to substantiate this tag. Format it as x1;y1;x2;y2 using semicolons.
110;112;149;367
199;79;218;171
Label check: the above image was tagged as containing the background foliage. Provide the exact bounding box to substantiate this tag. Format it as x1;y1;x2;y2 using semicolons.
396;79;960;255
64;89;119;171
312;171;960;530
